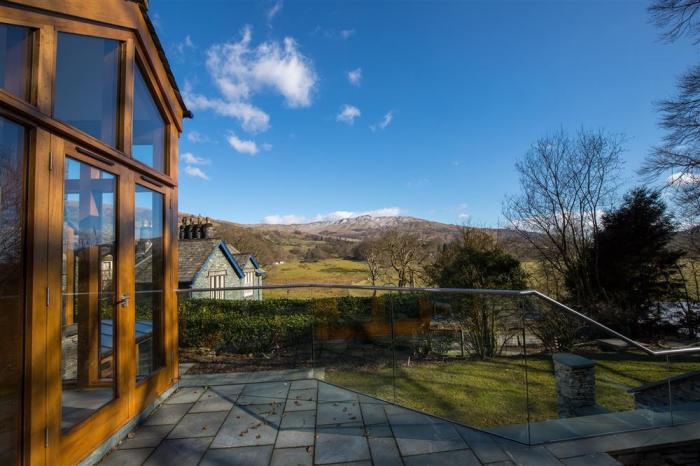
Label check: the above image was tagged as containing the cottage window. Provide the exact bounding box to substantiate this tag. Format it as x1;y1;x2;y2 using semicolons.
54;32;121;147
244;271;254;297
209;271;226;299
132;62;166;171
0;23;32;101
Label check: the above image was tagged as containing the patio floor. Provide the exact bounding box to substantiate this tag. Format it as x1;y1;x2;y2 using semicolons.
97;368;700;466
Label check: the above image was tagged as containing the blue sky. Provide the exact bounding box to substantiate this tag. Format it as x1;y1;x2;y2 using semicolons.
151;0;697;227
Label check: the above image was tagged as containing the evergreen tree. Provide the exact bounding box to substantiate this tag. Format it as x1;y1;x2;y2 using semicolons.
573;188;684;334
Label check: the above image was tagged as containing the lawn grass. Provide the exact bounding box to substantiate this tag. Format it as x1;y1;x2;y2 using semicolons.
324;353;700;428
264;259;370;298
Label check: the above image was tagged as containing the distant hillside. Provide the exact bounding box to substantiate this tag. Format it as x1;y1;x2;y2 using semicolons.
181;213;540;265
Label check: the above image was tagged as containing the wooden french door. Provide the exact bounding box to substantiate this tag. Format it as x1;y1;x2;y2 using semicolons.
46;137;134;465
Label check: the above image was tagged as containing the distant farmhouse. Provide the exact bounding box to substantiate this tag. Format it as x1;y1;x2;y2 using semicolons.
177;217;264;300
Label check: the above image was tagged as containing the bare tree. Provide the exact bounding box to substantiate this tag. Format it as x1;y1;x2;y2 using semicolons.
649;0;700;43
356;238;384;286
380;230;434;287
645;1;700;220
503;128;624;307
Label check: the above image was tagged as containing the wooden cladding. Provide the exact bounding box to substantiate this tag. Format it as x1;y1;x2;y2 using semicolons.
0;1;184;465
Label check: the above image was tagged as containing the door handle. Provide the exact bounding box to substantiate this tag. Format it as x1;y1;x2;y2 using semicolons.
117;293;129;308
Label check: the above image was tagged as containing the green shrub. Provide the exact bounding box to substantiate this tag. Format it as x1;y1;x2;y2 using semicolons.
178;295;425;354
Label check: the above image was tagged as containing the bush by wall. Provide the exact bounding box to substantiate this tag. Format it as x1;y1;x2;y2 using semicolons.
178;294;424;354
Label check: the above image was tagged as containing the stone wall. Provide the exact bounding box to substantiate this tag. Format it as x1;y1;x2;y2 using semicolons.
630;370;700;409
191;247;243;300
553;353;596;418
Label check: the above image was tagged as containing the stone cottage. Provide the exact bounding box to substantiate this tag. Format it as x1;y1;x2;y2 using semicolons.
177;217;264;300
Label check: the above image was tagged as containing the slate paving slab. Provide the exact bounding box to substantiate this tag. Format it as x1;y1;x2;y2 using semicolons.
143;437;212;466
118;425;173;449
165;387;204;405
105;376;700;466
360;401;389;426
99;448;153;466
167;411;228;439
271;446;314;466
291;379;318;390
392;421;468;457
314;423;370;465
317;400;362;425
368;437;403;466
143;403;192;426
286;388;317;412
190;391;235;413
318;383;359;402
199;445;274;466
210;384;245;400
365;423;393;438
456;426;510;464
281;409;316;429
236;381;291;405
402;449;481;466
210;405;281;448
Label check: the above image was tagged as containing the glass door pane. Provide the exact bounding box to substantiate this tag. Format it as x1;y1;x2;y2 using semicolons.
135;185;164;381
0;116;26;465
61;157;117;431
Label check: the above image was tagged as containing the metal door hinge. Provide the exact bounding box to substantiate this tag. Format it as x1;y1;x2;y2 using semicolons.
46;287;50;307
44;426;48;448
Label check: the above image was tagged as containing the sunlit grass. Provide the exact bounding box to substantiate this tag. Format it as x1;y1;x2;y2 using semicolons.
325;353;700;428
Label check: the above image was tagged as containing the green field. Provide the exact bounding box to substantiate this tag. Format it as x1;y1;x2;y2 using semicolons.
264;258;371;298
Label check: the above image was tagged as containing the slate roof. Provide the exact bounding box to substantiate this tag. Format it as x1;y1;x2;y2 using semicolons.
178;239;224;283
177;240;264;286
233;253;265;275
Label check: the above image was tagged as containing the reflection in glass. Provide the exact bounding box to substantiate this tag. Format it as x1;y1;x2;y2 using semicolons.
61;157;116;431
135;185;164;380
0;116;26;466
0;23;32;100
132;64;165;171
55;33;120;147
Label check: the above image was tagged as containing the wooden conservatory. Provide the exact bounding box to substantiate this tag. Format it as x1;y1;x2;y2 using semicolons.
0;1;189;464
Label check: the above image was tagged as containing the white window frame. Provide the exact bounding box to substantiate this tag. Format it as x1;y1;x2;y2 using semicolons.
208;271;226;299
244;271;254;297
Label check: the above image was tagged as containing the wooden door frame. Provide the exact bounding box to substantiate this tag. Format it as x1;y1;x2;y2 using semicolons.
130;176;175;417
46;137;134;466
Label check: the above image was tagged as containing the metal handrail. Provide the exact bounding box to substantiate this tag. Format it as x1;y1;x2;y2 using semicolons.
175;283;700;357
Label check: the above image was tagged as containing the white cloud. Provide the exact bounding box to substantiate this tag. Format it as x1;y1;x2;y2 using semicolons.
371;111;393;131
347;67;362;86
667;172;700;185
184;26;317;133
262;214;306;225
180;152;210;165
227;133;260;155
339;29;355;39
172;35;195;60
186;131;211;143
261;142;273;151
183;165;209;180
267;0;283;22
184;84;271;133
458;213;470;220
336;104;360;124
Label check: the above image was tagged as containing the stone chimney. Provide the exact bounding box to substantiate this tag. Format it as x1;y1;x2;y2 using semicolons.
202;217;214;239
183;217;193;239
